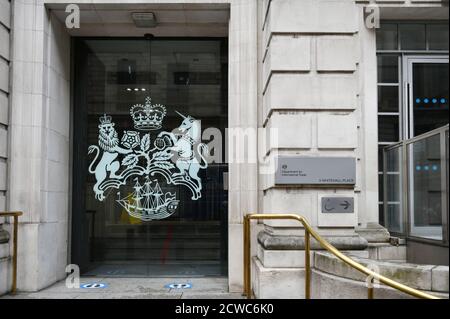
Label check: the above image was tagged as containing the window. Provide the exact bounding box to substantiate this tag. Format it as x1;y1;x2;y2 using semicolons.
376;22;449;226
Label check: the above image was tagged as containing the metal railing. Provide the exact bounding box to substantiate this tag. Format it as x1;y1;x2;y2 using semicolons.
243;213;440;299
0;211;22;294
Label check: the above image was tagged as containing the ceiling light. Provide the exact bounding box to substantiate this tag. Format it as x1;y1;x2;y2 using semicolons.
131;12;157;28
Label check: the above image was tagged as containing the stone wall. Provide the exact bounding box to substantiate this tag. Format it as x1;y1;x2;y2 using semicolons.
8;1;71;291
0;0;11;296
5;0;259;293
2;0;447;295
259;0;365;232
259;0;371;241
253;0;448;298
0;0;10;213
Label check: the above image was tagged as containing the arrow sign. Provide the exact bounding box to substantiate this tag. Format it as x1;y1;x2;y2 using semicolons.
340;200;351;210
321;197;354;214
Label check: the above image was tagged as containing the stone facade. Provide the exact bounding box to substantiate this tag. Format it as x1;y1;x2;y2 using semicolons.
253;0;448;298
0;0;11;296
0;0;447;297
0;0;10;215
255;0;370;297
8;0;71;291
3;0;259;293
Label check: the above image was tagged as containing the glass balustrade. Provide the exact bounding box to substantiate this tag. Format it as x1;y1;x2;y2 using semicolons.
384;125;449;244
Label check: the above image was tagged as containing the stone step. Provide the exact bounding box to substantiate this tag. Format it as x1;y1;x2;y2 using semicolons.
0;256;11;296
0;242;9;259
314;251;449;293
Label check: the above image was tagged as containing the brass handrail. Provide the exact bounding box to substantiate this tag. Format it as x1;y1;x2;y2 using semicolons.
0;211;23;294
243;213;440;300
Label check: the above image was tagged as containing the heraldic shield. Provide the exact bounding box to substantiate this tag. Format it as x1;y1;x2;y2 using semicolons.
87;96;209;221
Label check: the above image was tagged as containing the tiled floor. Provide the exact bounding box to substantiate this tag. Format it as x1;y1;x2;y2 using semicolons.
1;277;244;299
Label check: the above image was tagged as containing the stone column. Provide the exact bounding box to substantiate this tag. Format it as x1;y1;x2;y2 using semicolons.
8;1;71;291
255;0;369;298
228;0;259;292
0;0;12;295
353;2;390;243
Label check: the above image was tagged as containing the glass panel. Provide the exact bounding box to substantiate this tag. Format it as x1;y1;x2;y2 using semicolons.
409;134;443;240
74;39;229;276
427;24;449;51
399;24;426;50
386;174;401;202
386;204;402;234
377;55;399;83
446;130;449;244
384;146;403;234
386;146;401;172
379;174;384;202
377;24;398;50
412;63;449;137
378;86;399;112
378;146;385;172
379;203;385;226
378;115;399;142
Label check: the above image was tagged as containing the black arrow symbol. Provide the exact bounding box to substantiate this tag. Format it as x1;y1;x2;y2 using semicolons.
340;201;351;210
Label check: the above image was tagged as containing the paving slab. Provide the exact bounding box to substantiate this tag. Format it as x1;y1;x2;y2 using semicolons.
1;277;241;299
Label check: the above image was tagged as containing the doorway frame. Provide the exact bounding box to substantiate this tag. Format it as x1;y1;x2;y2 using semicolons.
70;36;230;276
402;55;449;239
402;55;449;140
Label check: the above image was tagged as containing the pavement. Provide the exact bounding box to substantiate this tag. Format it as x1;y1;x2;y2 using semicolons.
1;277;244;299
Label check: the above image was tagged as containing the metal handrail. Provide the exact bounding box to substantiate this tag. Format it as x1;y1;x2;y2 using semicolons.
243;213;440;299
0;211;23;294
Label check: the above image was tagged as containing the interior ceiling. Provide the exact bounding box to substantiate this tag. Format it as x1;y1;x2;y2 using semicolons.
47;3;230;37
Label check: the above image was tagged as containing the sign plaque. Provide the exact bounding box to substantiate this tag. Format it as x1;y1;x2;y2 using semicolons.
321;197;355;214
275;157;356;185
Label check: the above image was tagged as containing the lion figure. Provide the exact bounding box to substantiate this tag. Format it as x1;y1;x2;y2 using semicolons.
88;119;132;201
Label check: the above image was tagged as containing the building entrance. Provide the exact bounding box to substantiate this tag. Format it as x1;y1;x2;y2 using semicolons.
72;38;228;277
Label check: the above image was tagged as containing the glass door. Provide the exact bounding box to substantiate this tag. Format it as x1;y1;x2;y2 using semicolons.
72;38;228;277
404;56;449;240
405;56;449;138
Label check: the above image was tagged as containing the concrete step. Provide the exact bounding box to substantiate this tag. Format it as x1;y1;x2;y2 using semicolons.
0;244;11;296
0;242;9;259
314;251;449;294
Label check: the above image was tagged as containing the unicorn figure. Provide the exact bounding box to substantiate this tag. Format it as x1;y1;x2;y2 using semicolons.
156;111;209;194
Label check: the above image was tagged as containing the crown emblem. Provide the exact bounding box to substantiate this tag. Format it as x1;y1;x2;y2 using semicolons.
99;114;113;126
130;97;167;131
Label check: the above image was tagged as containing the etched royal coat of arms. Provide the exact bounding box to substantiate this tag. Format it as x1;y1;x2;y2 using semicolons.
87;96;209;221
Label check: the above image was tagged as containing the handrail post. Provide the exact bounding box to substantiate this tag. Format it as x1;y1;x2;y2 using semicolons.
0;212;22;295
305;230;311;299
243;215;251;298
12;214;19;294
368;278;374;299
